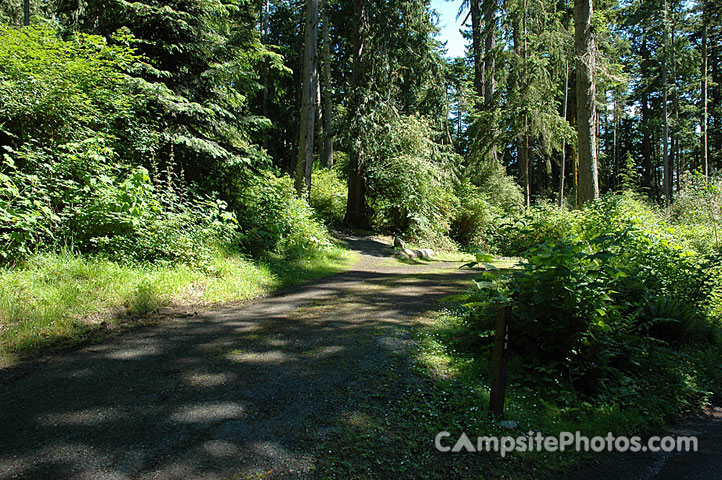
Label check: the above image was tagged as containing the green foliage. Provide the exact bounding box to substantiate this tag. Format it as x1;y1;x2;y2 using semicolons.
234;172;332;257
449;179;504;249
619;152;640;192
449;166;523;250
309;166;347;227
495;201;580;256
400;305;722;477
460;193;722;409
670;172;722;251
0;25;156;160
0;26;244;266
363;115;460;244
0;25;313;266
1;136;238;266
55;0;279;187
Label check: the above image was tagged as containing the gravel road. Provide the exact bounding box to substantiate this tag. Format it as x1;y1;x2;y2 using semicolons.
0;237;476;480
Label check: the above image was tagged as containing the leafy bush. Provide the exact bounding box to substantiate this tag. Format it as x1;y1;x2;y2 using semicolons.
450;179;505;250
234;172;331;257
494;201;580;256
669;172;722;252
461;193;722;406
1;137;237;266
0;24;270;266
364;115;460;244
470;159;524;214
448;160;522;250
309;166;347;227
0;25;160;165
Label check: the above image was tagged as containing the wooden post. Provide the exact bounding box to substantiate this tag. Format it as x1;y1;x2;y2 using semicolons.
489;306;511;418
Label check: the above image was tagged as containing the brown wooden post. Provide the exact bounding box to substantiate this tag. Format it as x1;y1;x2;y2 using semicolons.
489;306;511;418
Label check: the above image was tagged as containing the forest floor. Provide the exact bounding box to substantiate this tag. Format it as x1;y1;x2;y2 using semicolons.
0;236;479;479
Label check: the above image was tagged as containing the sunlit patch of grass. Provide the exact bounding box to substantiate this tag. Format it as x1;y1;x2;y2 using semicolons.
0;245;358;366
433;251;476;262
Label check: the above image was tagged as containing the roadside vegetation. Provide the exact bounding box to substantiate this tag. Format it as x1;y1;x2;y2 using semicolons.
0;25;356;364
415;189;722;474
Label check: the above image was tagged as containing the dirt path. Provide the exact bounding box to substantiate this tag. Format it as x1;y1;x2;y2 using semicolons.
0;237;476;480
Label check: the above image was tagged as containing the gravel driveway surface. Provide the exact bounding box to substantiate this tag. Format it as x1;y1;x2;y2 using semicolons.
0;237;476;480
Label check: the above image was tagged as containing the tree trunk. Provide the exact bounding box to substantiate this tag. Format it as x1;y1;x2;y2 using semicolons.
23;0;30;26
662;0;671;205
560;62;569;206
613;91;620;190
472;0;483;98
261;0;270;150
344;0;370;229
702;0;709;180
320;0;334;168
672;22;680;192
295;0;319;197
513;13;530;206
483;0;497;161
575;0;599;204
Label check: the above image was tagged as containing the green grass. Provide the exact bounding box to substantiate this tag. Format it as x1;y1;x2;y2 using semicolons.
0;245;357;366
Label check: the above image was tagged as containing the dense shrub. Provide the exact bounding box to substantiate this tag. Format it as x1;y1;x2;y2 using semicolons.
358;114;460;244
0;25;162;167
669;172;722;253
1;137;237;266
0;25;329;265
309;166;347;227
234;172;331;257
449;180;503;249
494;201;580;256
462;193;722;407
449;167;522;250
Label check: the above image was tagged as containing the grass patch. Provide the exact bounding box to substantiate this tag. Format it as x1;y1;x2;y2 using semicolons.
0;244;357;366
385;249;476;266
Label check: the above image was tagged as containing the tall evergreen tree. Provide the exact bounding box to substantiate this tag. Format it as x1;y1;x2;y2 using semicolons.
295;0;319;196
575;0;600;203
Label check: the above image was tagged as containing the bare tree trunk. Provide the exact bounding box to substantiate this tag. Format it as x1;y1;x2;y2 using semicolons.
344;0;370;228
472;0;484;98
653;135;659;201
613;91;620;190
662;0;671;205
261;0;270;150
560;62;569;206
295;0;319;197
575;0;599;204
320;0;334;168
672;23;680;192
23;0;30;26
457;83;463;138
640;30;653;194
702;0;709;181
513;13;530;206
483;0;497;161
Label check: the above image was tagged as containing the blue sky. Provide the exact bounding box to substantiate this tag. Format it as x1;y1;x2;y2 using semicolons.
430;0;467;58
